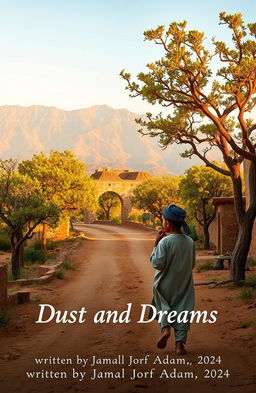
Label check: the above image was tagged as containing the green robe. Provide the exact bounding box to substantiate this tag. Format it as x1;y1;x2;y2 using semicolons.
149;234;195;331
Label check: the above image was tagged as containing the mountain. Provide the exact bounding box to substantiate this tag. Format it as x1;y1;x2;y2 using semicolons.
0;104;200;175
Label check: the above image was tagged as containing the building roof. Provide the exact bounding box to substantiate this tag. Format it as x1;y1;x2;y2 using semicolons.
212;196;246;205
90;169;153;181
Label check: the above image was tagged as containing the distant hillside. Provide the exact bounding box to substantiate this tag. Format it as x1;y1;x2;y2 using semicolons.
0;104;203;175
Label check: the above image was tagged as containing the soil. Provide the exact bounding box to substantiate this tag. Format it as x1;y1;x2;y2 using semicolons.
0;223;255;393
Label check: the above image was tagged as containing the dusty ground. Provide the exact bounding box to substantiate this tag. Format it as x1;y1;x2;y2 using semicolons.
0;223;255;393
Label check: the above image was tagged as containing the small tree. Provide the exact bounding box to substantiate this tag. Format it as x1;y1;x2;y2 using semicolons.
179;164;233;249
131;176;181;225
97;192;121;220
121;12;256;282
19;150;98;248
0;160;60;279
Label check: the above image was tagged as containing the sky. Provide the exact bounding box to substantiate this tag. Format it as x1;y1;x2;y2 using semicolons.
0;0;255;114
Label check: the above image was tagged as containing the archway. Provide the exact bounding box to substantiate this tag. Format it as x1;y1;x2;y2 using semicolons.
96;191;123;223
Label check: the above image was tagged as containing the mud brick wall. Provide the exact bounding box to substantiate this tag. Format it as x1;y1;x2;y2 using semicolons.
218;204;239;254
244;160;256;259
210;198;240;255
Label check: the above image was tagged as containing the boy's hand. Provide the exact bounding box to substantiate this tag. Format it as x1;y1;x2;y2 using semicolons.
155;230;166;247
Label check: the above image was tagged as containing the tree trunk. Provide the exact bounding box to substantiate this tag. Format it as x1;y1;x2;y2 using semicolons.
70;219;74;231
230;160;256;283
15;228;24;268
11;246;21;280
203;225;210;250
42;222;47;251
230;216;255;282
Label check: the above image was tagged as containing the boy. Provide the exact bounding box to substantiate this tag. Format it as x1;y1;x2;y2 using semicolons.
149;204;195;355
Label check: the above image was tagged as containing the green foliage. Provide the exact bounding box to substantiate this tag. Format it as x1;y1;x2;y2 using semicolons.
141;212;152;223
245;274;256;287
246;257;256;267
127;213;140;222
8;266;34;280
0;308;11;327
24;246;48;264
0;230;11;251
19;150;98;216
239;287;253;300
132;176;181;220
55;268;65;279
195;261;214;272
62;259;76;271
121;13;256;220
188;225;198;241
179;164;233;226
110;217;121;224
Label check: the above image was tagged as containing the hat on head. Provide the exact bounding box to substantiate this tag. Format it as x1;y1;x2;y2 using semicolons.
162;204;190;235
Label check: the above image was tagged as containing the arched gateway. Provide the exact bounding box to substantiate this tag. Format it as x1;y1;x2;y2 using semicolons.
84;169;152;223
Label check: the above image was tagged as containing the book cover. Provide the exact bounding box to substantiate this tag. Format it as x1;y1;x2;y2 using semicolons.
0;2;255;393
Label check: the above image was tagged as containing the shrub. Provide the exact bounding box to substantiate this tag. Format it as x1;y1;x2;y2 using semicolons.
127;213;140;222
0;227;11;251
196;261;213;272
188;225;198;241
245;274;256;288
63;259;76;271
55;269;65;279
0;308;11;327
0;237;11;251
111;217;121;224
24;247;47;264
246;257;256;267
46;240;57;250
239;287;253;301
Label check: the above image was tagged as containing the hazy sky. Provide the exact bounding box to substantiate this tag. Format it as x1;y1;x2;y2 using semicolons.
0;0;255;113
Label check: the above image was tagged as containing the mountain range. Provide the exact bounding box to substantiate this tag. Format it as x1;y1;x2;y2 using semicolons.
0;104;202;175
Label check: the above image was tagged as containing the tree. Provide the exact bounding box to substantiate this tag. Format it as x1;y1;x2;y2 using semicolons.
19;150;98;248
131;176;181;224
179;164;233;249
121;12;256;282
0;160;60;279
97;192;121;220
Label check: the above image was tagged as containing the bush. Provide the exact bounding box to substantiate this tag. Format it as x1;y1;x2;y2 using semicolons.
46;240;57;250
245;274;256;288
246;257;256;267
63;259;76;271
127;213;140;222
24;247;47;264
188;225;198;241
0;308;11;327
196;261;213;272
33;241;44;250
111;217;121;224
0;227;11;251
0;237;11;251
239;287;254;301
55;269;65;279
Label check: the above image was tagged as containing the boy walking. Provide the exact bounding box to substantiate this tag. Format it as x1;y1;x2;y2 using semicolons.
149;204;195;355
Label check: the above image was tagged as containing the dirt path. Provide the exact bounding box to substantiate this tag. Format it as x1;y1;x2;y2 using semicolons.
0;224;255;393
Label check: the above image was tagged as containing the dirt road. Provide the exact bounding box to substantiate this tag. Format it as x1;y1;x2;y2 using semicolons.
0;224;255;393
